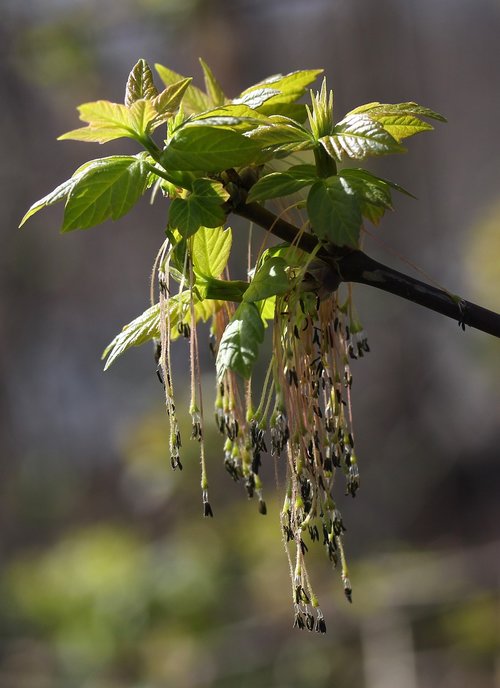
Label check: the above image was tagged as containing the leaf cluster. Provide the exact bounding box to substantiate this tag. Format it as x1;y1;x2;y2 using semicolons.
20;58;444;379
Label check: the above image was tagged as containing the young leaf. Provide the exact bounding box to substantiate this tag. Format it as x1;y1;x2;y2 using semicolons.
161;125;262;172
241;70;323;108
19;176;79;227
155;63;211;114
338;169;393;225
216;301;265;380
320;113;404;160
169;179;229;238
243;257;291;302
199;58;226;106
246;167;317;203
191;104;270;131
103;303;161;370
191;225;232;278
103;295;220;370
307;177;362;247
150;78;193;126
246;116;314;153
125;59;158;106
59;99;155;143
349;102;446;142
62;155;149;231
232;88;281;110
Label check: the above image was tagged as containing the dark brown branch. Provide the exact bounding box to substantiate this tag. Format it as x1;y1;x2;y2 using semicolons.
235;201;500;338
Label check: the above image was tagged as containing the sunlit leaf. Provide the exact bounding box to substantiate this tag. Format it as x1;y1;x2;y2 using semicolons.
103;294;221;369
307;177;362;247
149;77;193;128
62;155;148;231
241;70;323;108
169;179;229;238
243;257;291;302
320;113;404;160
246;116;314;153
162;125;262;172
125;59;158;106
216;301;265;380
20;176;79;227
191;225;232;277
199;58;226;106
349;102;446;142
155;63;211;114
247;166;317;203
232;88;280;110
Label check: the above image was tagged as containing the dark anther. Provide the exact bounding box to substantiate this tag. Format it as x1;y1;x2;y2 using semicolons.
156;365;165;387
203;501;214;518
313;405;323;419
258;499;267;515
251;452;261;474
293;611;305;630
171;455;183;471
306;613;315;631
300;539;309;555
245;473;255;498
308;525;319;542
294;324;300;339
224;457;240;481
348;344;357;360
316;616;327;633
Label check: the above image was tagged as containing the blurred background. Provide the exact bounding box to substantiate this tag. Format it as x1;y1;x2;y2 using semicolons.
1;1;500;686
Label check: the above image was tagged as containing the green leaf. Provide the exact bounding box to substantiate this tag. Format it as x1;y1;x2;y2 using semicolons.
62;155;149;231
349;102;446;142
232;88;281;110
199;58;226;106
338;169;393;225
59;99;156;143
103;295;221;370
162;125;262;172
216;301;265;380
191;225;232;277
155;63;211;114
149;78;193;127
125;59;158;106
103;303;161;370
241;70;323;109
320;113;404;160
243;257;291;302
169;179;229;238
307;177;362;247
20;176;79;227
191;104;270;131
246;166;317;203
246;116;314;153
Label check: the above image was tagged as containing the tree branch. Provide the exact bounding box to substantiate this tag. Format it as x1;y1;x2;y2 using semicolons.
234;201;500;339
